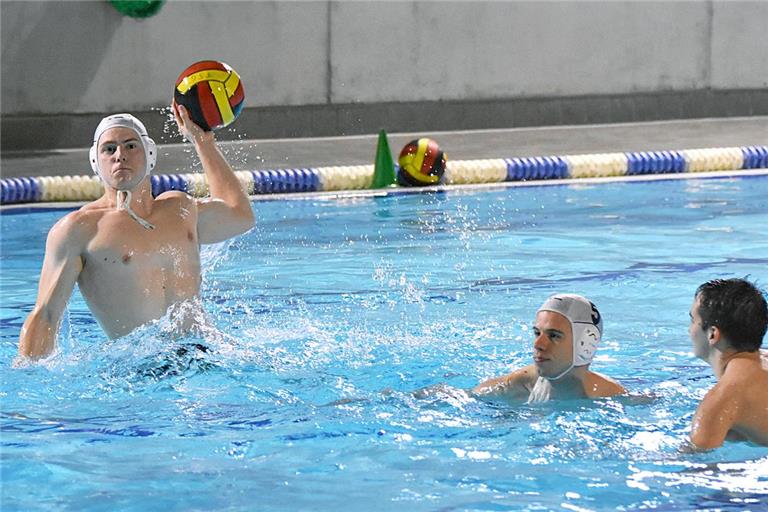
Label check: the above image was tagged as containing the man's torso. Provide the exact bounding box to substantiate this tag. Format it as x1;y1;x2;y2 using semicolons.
76;194;202;338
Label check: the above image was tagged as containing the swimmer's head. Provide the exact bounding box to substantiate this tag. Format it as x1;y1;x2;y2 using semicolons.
537;294;602;379
89;113;157;185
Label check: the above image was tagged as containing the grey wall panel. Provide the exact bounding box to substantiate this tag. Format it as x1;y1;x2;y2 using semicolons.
710;1;768;90
330;1;710;103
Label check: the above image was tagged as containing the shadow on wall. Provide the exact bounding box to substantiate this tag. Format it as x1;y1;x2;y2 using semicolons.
1;1;122;147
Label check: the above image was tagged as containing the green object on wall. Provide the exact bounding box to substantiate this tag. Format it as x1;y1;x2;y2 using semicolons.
109;0;164;18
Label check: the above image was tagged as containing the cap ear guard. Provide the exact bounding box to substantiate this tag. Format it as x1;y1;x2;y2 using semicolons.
144;136;157;171
89;143;99;176
573;323;600;366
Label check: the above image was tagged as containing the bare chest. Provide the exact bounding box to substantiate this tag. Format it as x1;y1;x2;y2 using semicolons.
82;209;200;280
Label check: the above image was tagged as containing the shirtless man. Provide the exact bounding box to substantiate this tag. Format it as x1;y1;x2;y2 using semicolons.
688;278;768;449
472;294;625;403
18;104;254;359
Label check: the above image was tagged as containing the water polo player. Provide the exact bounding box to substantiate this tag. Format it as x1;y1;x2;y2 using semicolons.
18;105;254;359
687;278;768;448
472;294;626;402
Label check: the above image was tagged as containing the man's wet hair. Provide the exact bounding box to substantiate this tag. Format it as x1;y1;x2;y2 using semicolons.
696;278;768;351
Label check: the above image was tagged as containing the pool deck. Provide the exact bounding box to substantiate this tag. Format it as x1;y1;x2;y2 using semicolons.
1;116;766;179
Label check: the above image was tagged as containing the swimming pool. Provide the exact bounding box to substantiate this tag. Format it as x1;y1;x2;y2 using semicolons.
2;176;767;511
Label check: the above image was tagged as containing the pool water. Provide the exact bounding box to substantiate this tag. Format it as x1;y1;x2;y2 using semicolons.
2;176;767;511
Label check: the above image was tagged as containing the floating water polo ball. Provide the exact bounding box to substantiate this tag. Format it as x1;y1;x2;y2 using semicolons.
397;138;447;187
174;60;245;131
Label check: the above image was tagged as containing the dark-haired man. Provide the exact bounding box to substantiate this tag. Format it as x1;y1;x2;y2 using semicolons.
688;278;768;449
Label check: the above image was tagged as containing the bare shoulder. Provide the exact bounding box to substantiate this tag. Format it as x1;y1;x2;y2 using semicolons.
695;380;737;424
718;361;768;395
587;371;626;398
48;205;102;244
689;382;738;449
157;190;195;202
472;364;538;397
156;190;199;212
698;373;752;416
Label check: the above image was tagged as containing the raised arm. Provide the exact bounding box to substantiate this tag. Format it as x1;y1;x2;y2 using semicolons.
18;215;85;359
173;103;255;244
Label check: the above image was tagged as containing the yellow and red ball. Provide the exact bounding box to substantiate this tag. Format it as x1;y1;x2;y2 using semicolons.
174;60;245;131
397;138;447;186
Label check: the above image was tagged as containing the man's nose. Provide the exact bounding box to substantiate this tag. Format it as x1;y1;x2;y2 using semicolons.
113;145;126;161
533;333;548;351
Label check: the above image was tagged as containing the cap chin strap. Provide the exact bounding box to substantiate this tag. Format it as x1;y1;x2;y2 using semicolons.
116;190;155;230
544;361;576;381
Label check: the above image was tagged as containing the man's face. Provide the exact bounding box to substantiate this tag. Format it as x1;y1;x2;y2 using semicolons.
96;127;147;190
532;310;574;378
689;295;710;360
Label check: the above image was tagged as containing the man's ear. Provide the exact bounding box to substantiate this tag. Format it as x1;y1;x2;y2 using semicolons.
708;326;722;345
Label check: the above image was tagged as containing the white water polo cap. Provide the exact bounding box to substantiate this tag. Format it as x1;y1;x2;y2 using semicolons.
537;294;603;369
89;113;157;179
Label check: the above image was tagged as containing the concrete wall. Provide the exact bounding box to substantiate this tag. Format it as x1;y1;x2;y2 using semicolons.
1;1;330;113
2;0;766;149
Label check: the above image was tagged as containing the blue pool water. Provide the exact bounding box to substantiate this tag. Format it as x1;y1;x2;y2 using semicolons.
2;176;768;511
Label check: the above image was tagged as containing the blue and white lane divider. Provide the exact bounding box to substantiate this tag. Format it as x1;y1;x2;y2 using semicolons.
2;145;767;205
506;156;569;181
251;168;321;194
0;177;41;203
